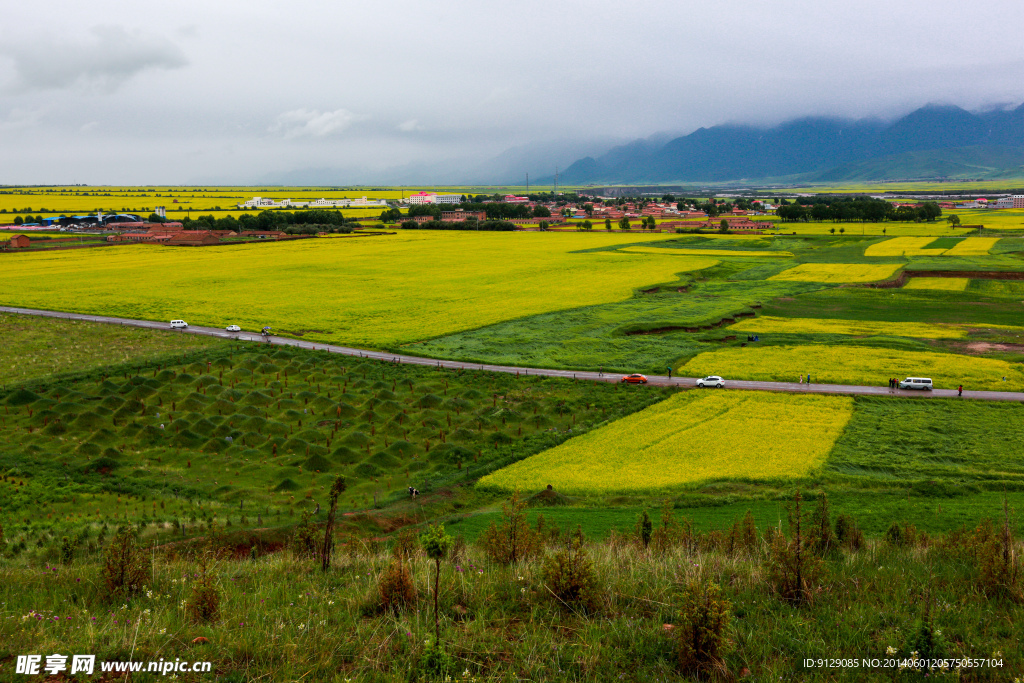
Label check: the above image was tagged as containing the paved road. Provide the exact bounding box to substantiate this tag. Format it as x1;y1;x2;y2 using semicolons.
4;305;1023;402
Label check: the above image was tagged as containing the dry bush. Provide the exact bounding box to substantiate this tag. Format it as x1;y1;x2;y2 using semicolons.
392;527;419;560
379;556;417;612
975;501;1021;601
542;528;600;614
652;501;694;554
291;509;321;558
805;492;836;556
725;510;758;556
187;550;220;623
479;491;541;564
101;525;150;598
765;491;823;605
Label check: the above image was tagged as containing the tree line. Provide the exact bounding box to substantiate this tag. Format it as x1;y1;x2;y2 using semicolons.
777;198;942;223
182;209;356;233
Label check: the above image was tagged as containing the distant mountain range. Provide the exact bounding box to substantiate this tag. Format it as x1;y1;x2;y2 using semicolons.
555;104;1024;184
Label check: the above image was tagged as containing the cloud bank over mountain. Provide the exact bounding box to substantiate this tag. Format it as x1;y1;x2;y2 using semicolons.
0;0;1022;184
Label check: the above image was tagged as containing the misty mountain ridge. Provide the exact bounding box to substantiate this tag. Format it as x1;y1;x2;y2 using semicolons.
556;103;1024;184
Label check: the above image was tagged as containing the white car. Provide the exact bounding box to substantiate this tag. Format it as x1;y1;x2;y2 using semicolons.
225;324;241;332
169;319;188;329
899;377;933;390
696;375;725;388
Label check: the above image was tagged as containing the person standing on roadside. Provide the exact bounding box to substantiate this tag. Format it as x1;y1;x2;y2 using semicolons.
958;384;963;397
807;373;811;385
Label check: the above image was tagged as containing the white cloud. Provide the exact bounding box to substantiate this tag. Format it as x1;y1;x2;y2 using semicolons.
269;108;363;139
398;119;423;132
0;25;187;94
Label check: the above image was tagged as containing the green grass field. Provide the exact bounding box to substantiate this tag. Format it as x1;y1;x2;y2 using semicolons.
3;220;1024;681
0;312;223;385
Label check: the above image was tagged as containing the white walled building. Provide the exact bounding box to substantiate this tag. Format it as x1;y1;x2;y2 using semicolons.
239;196;387;209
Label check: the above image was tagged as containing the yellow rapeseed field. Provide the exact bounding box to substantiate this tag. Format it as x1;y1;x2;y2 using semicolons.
618;246;793;258
943;237;999;256
0;231;713;348
864;237;945;257
678;345;1024;391
768;263;901;283
477;392;853;494
903;278;970;291
728;315;965;339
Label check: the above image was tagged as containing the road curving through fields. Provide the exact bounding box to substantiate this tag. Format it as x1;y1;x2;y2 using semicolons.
2;305;1022;403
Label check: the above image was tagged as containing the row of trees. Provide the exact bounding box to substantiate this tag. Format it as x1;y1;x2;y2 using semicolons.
183;209;356;233
392;202;551;221
399;219;516;231
777;198;942;223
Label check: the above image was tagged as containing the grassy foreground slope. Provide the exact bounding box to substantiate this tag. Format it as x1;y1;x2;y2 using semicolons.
0;312;223;385
0;232;702;349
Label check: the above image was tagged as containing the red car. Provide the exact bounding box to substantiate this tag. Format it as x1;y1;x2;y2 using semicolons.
621;373;648;384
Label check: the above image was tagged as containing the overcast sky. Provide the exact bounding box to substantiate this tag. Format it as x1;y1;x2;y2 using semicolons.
2;0;1023;184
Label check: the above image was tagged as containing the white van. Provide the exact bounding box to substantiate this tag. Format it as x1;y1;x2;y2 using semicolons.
899;377;932;390
169;319;189;329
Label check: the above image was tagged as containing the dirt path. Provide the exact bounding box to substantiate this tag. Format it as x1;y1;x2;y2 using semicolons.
2;305;1022;403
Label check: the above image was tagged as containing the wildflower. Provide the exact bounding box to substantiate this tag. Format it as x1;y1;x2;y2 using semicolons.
160;628;166;634
298;623;305;630
886;646;896;655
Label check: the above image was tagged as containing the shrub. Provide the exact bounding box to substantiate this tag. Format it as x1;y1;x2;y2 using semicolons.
885;521;918;549
187;550;220;623
976;501;1021;601
419;638;453;679
291;510;321;558
635;509;653;549
726;510;758;556
420;524;454;642
59;536;74;564
765;491;823;605
652;501;693;553
479;491;541;564
393;527;419;560
805;492;836;556
677;579;732;679
907;616;947;670
321;476;346;572
101;525;150;597
834;514;865;551
542;527;599;613
379;557;417;612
